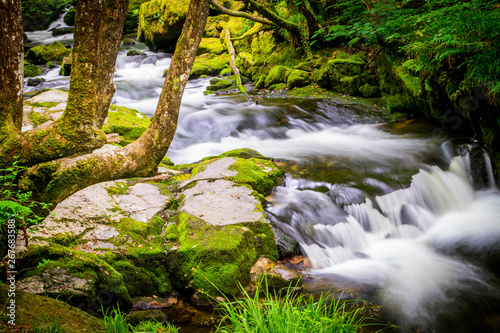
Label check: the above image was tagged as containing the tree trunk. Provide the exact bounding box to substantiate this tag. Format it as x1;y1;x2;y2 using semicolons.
0;0;24;132
95;0;130;128
23;0;212;209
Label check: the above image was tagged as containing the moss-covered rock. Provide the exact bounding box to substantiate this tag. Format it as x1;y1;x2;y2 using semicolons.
52;27;74;36
15;244;132;310
264;65;291;88
228;157;285;195
206;77;235;92
169;212;278;299
359;83;380;98
190;53;230;79
59;56;72;76
22;0;73;32
235;51;254;78
25;41;71;65
286;69;311;89
24;64;43;77
63;6;76;26
102;105;151;146
123;37;135;46
327;51;368;95
112;260;172;298
137;0;190;50
124;0;151;32
0;283;103;332
197;38;225;55
127;49;146;56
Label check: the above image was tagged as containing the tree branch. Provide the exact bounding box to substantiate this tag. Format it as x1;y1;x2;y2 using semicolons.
210;0;273;26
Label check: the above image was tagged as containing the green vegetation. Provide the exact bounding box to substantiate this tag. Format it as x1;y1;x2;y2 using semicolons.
25;41;72;65
102;105;151;146
215;281;387;333
22;0;76;31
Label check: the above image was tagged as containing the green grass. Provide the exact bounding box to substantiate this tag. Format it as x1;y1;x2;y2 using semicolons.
101;306;179;333
214;280;391;333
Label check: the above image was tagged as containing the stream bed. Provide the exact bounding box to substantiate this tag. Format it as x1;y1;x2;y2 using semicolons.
24;20;500;332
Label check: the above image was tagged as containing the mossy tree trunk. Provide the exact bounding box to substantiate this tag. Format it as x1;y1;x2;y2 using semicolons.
0;0;24;132
0;0;129;169
22;0;212;208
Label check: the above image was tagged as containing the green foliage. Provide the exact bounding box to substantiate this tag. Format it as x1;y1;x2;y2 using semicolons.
22;0;76;31
0;158;50;248
102;306;133;333
215;280;386;333
133;320;179;332
315;0;500;94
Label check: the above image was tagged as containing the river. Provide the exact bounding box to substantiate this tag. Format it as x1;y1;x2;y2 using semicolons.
24;12;500;333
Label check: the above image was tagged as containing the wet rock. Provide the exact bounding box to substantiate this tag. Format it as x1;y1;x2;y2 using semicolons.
27;77;46;86
123;37;135;46
132;296;178;310
127;310;168;324
51;27;74;36
250;257;302;290
25;41;71;65
127;49;145;56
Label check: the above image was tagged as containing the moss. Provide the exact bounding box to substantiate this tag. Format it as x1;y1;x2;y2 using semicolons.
25;101;59;108
287;84;340;98
269;83;287;91
234;52;254;78
198;38;225;55
264;66;291;88
228;158;284;195
17;244;132;309
396;65;421;97
59;56;72;76
24;64;43;77
190;53;231;79
206;77;235;92
112;260;171;297
106;181;130;196
286;69;311;89
102;105;151;145
170;212;276;297
25;41;71;65
0;284;102;332
381;94;414;114
63;7;76;26
359;83;380;98
137;0;190;50
28;111;49;128
126;49;146;56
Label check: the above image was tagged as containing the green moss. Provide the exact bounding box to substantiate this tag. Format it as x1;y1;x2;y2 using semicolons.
269;83;287;91
286;69;311;89
359;83;380;98
381;94;414;114
206;77;235;92
102;105;151;144
28;111;50;127
63;7;76;26
17;244;132;308
228;158;284;195
112;260;171;297
170;212;276;296
190;53;231;78
137;0;190;50
25;101;59;108
24;64;43;77
127;49;146;56
396;65;421;97
0;284;103;332
235;52;254;78
198;38;225;55
287;84;340;98
106;181;130;196
264;65;291;88
25;41;71;65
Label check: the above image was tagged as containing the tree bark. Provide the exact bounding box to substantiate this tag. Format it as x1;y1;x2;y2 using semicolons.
210;0;273;26
95;0;130;128
24;0;212;208
0;0;24;132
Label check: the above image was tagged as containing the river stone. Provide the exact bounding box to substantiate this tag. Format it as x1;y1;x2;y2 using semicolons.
181;179;264;225
113;183;168;223
17;268;91;295
190;157;237;181
127;310;168;324
28;89;69;103
132;296;178;310
250;257;301;289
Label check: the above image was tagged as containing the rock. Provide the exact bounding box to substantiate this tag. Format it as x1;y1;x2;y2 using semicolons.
127;49;145;56
27;77;45;86
137;0;190;50
64;7;76;26
190;53;230;79
106;133;121;144
122;37;135;46
132;296;178;310
197;38;225;55
25;41;72;65
24;64;42;77
22;90;68;130
127;310;168;324
250;257;302;289
264;65;291;88
359;83;380;98
102;105;151;146
235;52;254;78
59;56;72;76
113;183;169;223
206;77;235;92
51;27;74;36
327;51;367;95
0;284;103;331
286;69;311;89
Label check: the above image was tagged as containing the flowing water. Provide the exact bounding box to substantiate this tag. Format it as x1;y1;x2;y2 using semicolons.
24;20;500;332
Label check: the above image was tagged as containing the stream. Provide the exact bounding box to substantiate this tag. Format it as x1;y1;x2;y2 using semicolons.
24;13;500;333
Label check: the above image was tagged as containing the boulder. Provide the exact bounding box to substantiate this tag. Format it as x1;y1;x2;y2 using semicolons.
190;53;230;79
137;0;190;50
286;69;311;89
122;37;135;46
264;65;291;88
51;27;74;36
127;49;145;56
197;38;225;55
27;77;45;87
24;64;43;77
250;257;302;290
25;41;72;65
